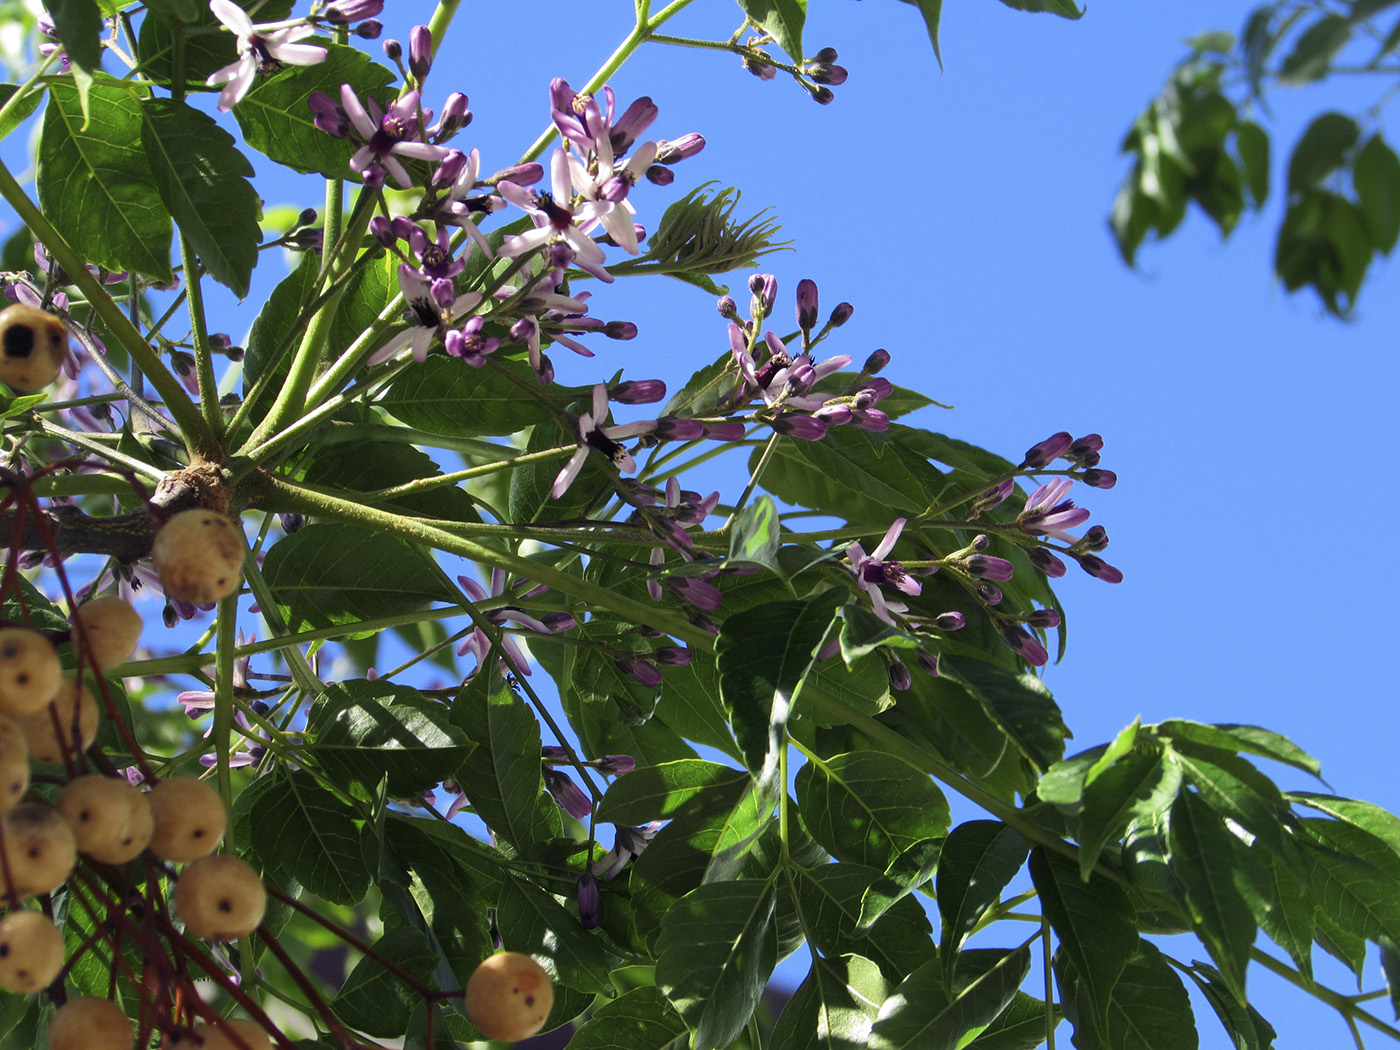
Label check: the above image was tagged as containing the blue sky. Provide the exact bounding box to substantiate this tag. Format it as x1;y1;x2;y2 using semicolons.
6;0;1399;1044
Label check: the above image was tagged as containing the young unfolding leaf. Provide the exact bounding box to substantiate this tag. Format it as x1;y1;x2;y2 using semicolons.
655;880;778;1050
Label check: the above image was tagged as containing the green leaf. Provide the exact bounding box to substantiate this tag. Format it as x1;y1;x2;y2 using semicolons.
1290;792;1400;856
1167;742;1289;858
1168;792;1256;1002
793;862;935;982
735;0;806;63
1380;936;1400;1023
1354;133;1400;254
596;759;749;826
1057;940;1198;1050
332;927;441;1036
449;673;562;850
893;0;944;68
1275;189;1372;315
1077;753;1182;879
656;880;778;1050
303;437;480;522
937;655;1068;774
964;992;1057;1050
1183;962;1277;1050
1152;720;1321;777
1300;816;1400;946
796;750;949;878
872;948;1031;1050
42;0;103;73
306;679;473;797
839;604;923;663
1288;112;1360;193
771;954;888;1050
567;987;689;1050
758;425;939;524
937;821;1029;978
139;97;259;297
727;495;781;573
1256;843;1316;977
1278;14;1351;84
495;874;611;993
718;591;841;789
235;43;396;178
241;768;375;905
0;85;42;142
380;357;583;439
993;0;1084;16
37;77;173;281
1029;847;1137;1042
262;523;456;639
1237;121;1271;207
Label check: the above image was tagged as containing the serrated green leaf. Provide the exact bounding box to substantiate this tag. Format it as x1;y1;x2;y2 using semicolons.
1168;792;1256;1002
872;948;1031;1050
796;750;949;878
42;0;102;72
1300;816;1400;947
495;873;611;993
306;678;473;797
1290;792;1400;856
727;495;781;573
139;97;259;297
1056;940;1197;1050
1029;847;1137;1042
262;523;455;639
245;768;375;905
771;953;888;1050
656;880;777;1050
331;927;441;1036
449;673;561;850
1078;753;1182;879
567;986;689;1050
37;77;172;280
736;0;806;62
235;43;395;178
1354;133;1400;253
381;356;584;439
937;821;1028;979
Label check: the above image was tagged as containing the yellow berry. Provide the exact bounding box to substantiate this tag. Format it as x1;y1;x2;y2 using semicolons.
465;951;554;1042
57;775;152;864
174;854;266;941
172;1019;272;1050
47;996;134;1050
151;510;244;605
69;596;143;672
147;777;226;862
0;715;30;813
1;803;77;899
0;303;69;391
0;628;62;717
0;910;64;992
14;675;100;764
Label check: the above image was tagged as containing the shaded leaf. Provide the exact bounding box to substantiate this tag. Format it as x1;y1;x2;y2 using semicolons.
495;874;611;993
964;991;1057;1050
770;953;888;1050
42;0;103;72
1077;752;1182;879
1300;816;1400;947
1278;14;1351;84
1152;720;1321;777
727;495;781;573
597;759;749;826
871;948;1030;1050
567;987;688;1050
1354;134;1400;254
793;862;935;983
1184;962;1277;1050
1288;112;1360;193
1057;939;1198;1050
381;356;585;439
332;927;440;1036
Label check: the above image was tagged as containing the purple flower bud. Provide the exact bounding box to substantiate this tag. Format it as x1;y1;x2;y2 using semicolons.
307;92;349;137
541;745;569;763
382;37;401;62
813;403;852;426
811;85;835;104
491;162;544;186
577;873;600;929
324;0;383;23
1081;525;1109;551
1000;625;1049;667
604;320;638;340
828;302;854;327
1075;554;1124;584
645;164;676;186
655;133;705;164
432;150;467;186
1021;431;1073;469
617;657;663;688
543;768;593;820
1028;547;1067;578
536;353;555;385
594;754;635;776
431;93;470;140
1026;608;1062;629
972;534;991;551
541;612;576;633
814;46;839;63
654;645;692;667
702;421;748;442
770;413;828;441
889;661;912;691
749;273;778;314
668;576;723;611
611;380;666;405
934;612;965;631
655;417;704;441
368;216;397;247
863;348;890;374
974;480;1014;514
717;295;738;319
279;513;305;534
355;19;382;38
796;278;819;331
1068;434;1103;460
1082;469;1117;489
967;555;1014;580
408;25;433;80
851;409;889;431
916;649;940;677
809;63;848;85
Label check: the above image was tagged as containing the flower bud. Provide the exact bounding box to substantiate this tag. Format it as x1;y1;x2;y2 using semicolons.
1028;547;1067;578
809;63;848;86
933;612;965;631
1074;554;1124;584
594;755;635;776
355;19;382;38
1026;608;1062;629
543;769;592;820
577;873;600;929
655;133;705;164
770;413;828;441
409;25;433;80
382;38;401;62
967;555;1014;580
863;348;890;374
1021;431;1073;469
654;646;692;667
616;658;662;688
611;379;666;404
828;302;854;327
796;279;819;332
645;164;676;186
888;661;912;691
1081;525;1109;551
1082;469;1117;489
717;295;738;319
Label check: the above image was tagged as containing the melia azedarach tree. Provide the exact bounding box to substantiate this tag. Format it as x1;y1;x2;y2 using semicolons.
0;0;1396;1048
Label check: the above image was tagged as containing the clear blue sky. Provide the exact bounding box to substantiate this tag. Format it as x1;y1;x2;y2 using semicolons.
8;0;1398;1044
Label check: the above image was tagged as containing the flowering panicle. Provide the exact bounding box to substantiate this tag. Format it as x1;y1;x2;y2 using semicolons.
206;0;328;111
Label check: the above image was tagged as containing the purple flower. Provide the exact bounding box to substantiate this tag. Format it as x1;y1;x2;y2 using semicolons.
847;518;921;625
367;264;482;366
552;385;652;498
1018;479;1091;542
667;576;723;611
455;569;555;677
593;822;661;880
443;317;499;366
498;150;613;282
543;768;592;820
206;0;327;111
338;86;450;189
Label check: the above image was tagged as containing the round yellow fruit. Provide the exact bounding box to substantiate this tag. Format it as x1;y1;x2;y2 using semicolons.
0;303;69;391
69;596;142;672
0;910;64;992
151;510;245;605
174;854;266;941
0;715;30;813
46;996;134;1050
1;803;77;899
465;951;554;1042
15;675;100;764
146;776;226;862
0;628;62;717
57;775;152;864
177;1018;273;1050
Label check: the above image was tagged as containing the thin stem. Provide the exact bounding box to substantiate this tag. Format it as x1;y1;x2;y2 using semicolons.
1250;949;1400;1042
180;233;227;442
